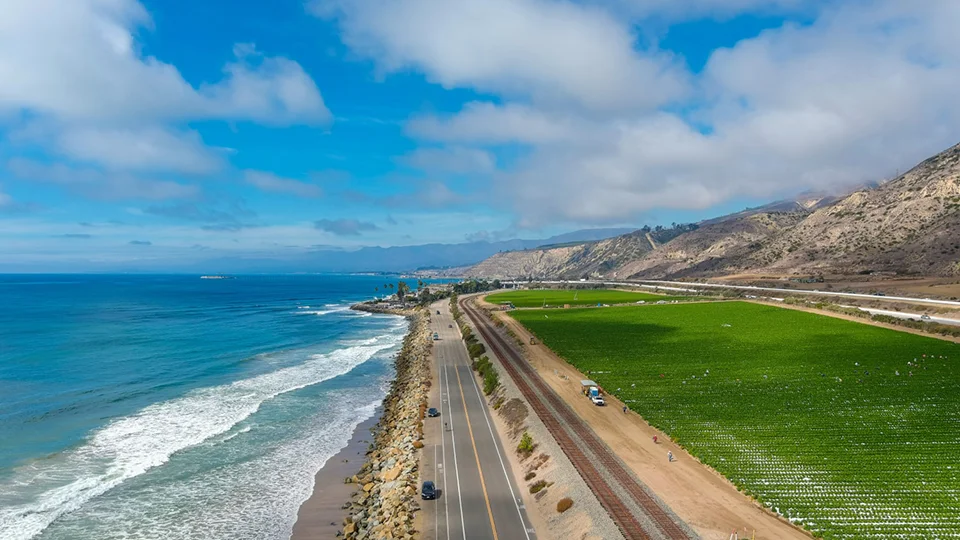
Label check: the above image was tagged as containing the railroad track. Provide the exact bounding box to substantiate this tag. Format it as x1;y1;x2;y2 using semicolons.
461;298;693;540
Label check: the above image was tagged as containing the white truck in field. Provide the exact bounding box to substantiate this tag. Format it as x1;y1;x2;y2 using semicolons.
581;379;605;406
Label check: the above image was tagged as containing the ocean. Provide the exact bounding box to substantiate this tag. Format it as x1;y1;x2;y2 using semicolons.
0;274;414;540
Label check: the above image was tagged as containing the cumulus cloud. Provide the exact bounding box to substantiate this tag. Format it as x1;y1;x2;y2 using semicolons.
54;126;223;174
407;102;583;145
599;0;813;21
0;2;329;124
243;170;323;198
7;158;199;201
392;0;960;226
0;0;330;199
314;218;380;236
313;0;688;111
400;146;495;173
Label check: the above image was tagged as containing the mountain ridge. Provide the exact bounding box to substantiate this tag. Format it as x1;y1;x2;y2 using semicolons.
462;142;960;280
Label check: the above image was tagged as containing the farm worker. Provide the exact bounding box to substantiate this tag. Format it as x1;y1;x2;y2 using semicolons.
623;406;627;414
667;451;674;462
653;435;658;444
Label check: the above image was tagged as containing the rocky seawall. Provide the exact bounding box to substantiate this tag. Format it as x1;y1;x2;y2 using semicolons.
341;304;431;539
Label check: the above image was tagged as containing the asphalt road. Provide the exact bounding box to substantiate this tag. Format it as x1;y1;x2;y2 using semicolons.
851;306;960;326
422;300;533;540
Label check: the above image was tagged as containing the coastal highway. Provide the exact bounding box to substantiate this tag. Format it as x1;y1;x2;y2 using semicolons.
421;300;533;540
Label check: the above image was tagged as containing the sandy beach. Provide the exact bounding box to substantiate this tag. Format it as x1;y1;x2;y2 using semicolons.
291;412;381;540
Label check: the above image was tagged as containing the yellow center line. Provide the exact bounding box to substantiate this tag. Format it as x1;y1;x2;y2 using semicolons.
454;364;499;540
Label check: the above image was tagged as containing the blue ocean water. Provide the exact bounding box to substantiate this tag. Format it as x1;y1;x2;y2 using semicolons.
0;274;413;540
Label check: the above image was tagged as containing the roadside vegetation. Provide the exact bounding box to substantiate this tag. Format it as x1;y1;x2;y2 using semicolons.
511;301;960;539
517;431;535;456
485;289;686;308
453;295;501;395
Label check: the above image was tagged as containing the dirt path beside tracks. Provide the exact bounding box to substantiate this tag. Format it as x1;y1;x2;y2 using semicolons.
479;298;813;540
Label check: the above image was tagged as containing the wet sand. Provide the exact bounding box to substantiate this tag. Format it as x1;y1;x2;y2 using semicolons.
290;412;381;539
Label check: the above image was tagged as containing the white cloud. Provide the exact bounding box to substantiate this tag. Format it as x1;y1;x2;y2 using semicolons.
400;146;495;173
55;126;223;174
7;159;199;201
314;0;688;111
407;102;582;145
599;0;813;20
243;170;323;198
396;0;960;226
201;44;332;126
0;0;330;197
0;1;329;124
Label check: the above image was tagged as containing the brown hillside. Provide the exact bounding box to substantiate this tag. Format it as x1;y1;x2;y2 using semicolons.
743;142;960;277
463;142;960;280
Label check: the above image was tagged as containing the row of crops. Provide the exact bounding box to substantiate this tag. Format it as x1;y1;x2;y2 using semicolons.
485;288;686;308
510;301;960;539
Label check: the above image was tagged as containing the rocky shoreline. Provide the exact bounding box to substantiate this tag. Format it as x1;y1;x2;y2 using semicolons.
340;303;431;539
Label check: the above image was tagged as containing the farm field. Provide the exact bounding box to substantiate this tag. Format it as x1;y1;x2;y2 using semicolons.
510;301;960;539
485;288;684;308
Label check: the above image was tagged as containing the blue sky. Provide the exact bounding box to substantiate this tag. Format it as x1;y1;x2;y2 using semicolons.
2;0;959;271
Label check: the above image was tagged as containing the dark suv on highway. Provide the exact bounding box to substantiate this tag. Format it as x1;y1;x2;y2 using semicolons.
421;481;437;500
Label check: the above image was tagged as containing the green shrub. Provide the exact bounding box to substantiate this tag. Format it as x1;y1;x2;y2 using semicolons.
529;480;547;494
517;432;534;456
483;368;499;395
467;342;486;359
556;497;573;513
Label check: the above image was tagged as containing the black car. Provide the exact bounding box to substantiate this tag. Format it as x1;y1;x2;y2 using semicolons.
421;481;437;500
427;407;440;417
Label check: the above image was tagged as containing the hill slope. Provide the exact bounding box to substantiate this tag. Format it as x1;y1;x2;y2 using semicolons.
467;229;655;279
738;143;960;277
464;142;960;279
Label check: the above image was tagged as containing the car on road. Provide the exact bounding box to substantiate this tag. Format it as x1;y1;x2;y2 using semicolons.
427;407;440;417
421;481;437;500
436;310;440;314
448;324;453;328
591;395;605;406
921;314;932;321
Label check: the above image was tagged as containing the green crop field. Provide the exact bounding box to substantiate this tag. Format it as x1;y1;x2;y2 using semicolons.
511;302;960;539
485;289;683;308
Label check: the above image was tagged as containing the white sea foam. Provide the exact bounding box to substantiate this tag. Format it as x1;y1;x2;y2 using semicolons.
0;334;403;540
297;304;351;316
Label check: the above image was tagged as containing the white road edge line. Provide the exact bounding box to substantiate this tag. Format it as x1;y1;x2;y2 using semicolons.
443;363;466;540
439;340;449;540
467;351;532;540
